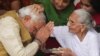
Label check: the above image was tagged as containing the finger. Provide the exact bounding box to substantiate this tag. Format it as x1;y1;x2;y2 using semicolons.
57;48;65;51
36;9;40;15
51;49;64;54
33;4;39;8
35;5;41;14
60;48;72;52
32;4;36;10
46;21;54;32
48;22;54;31
32;4;39;13
46;21;54;28
31;5;36;13
38;6;44;13
34;7;38;14
45;21;52;28
34;4;43;14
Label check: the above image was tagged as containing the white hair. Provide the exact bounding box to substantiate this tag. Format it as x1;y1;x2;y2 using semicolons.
74;9;95;29
18;5;46;22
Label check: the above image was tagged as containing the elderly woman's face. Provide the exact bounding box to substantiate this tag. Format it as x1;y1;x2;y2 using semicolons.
52;0;70;10
67;12;82;33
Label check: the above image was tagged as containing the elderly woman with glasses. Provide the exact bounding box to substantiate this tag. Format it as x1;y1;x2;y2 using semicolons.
40;9;99;56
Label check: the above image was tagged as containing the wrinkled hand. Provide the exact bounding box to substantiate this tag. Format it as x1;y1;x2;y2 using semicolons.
35;21;54;44
51;47;76;56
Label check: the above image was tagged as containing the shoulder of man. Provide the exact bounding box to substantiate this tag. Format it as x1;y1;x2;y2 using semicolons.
0;10;18;19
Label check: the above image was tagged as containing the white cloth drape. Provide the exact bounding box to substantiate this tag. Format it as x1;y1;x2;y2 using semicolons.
51;26;99;56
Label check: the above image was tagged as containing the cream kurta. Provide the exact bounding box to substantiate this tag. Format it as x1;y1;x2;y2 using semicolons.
52;26;99;56
0;16;39;56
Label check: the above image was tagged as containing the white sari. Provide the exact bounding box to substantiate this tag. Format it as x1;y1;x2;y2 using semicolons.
51;26;99;56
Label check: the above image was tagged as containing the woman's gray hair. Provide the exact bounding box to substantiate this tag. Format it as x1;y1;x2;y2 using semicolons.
18;5;46;22
74;9;95;29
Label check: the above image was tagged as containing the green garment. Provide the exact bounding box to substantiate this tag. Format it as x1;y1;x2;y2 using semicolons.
34;0;74;26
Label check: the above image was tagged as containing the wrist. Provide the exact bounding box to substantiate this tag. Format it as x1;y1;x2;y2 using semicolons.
34;38;42;46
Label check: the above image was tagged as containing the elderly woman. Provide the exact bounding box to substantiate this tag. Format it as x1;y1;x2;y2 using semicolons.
40;9;99;56
0;4;51;56
75;0;100;32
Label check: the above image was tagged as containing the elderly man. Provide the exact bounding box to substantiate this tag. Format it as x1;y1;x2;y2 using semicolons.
42;9;99;56
0;4;52;56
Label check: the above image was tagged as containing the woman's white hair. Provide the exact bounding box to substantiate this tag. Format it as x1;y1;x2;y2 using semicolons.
18;5;46;22
74;9;95;29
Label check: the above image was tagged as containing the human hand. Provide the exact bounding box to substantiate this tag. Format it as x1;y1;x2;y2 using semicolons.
35;21;54;44
51;47;76;56
28;4;44;14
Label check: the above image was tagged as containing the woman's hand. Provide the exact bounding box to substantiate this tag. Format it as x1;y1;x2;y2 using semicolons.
28;4;44;14
51;47;76;56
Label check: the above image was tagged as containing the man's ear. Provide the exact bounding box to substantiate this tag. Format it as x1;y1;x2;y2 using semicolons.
24;15;31;21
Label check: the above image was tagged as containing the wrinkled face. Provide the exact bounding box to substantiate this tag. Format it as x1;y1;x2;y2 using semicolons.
81;0;93;13
67;12;82;33
21;15;45;35
52;0;70;10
